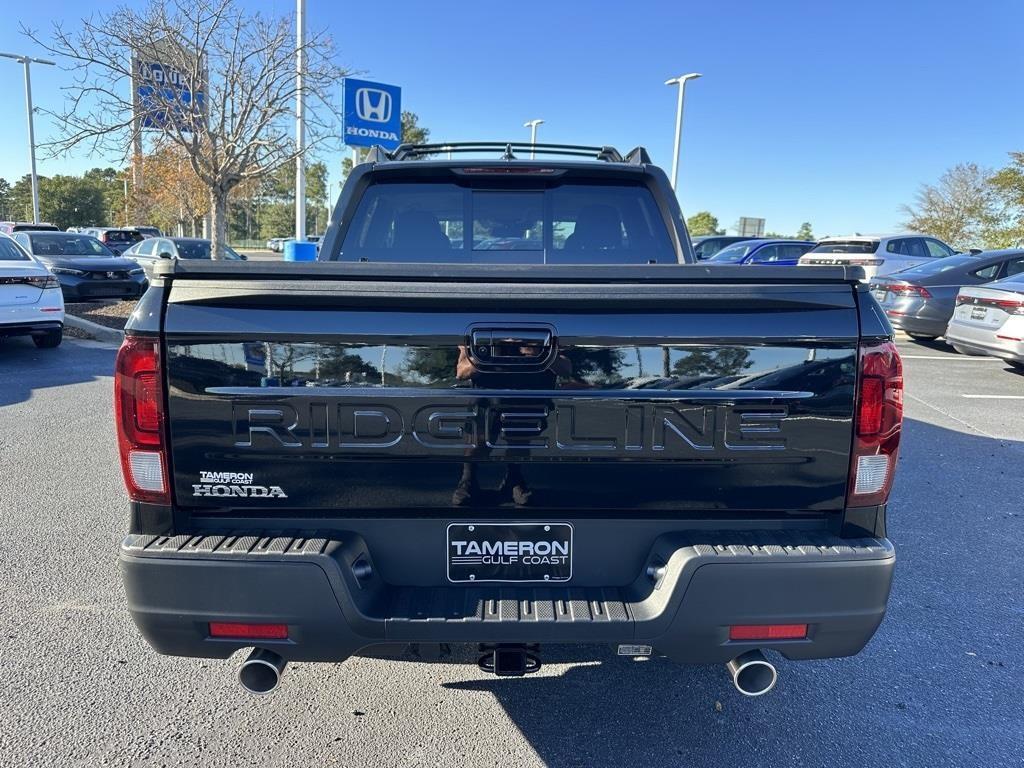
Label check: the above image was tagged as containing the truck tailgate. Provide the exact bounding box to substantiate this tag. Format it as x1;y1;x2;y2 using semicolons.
160;266;861;517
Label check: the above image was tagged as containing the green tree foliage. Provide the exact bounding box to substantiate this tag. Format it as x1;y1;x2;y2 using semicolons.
988;152;1024;248
796;222;814;241
229;160;332;241
686;211;721;236
6;170;121;228
0;178;14;220
900;163;1001;250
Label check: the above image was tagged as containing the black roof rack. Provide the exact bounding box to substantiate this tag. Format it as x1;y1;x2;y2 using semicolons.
365;142;652;165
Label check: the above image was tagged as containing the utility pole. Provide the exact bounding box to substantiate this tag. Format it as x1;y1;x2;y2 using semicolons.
523;119;544;159
1;52;55;224
664;73;702;191
294;0;307;242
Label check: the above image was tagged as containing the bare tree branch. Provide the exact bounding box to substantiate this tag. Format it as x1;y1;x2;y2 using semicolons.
25;0;348;254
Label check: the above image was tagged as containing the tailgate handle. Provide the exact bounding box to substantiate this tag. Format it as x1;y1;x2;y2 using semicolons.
469;327;555;369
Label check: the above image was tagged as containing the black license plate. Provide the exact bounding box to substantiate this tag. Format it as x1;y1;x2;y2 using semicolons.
447;523;573;583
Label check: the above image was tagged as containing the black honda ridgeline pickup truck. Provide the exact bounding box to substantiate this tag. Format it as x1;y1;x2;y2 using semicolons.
117;142;901;696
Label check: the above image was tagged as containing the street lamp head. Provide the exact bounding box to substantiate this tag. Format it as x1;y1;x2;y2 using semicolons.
523;119;544;128
665;73;703;86
0;52;56;66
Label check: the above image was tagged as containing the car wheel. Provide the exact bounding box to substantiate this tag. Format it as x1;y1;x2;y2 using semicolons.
33;328;63;349
1008;361;1024;372
907;333;938;341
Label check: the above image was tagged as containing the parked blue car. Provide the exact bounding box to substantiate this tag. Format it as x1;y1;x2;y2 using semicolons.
705;239;816;266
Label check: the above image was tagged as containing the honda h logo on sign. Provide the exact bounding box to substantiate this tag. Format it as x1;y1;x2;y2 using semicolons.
355;88;392;123
343;78;402;150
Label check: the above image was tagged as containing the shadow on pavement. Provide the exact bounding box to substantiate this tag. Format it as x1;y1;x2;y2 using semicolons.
438;417;1023;768
0;336;116;408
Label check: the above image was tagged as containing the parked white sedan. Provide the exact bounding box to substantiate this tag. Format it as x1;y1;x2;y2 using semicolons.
946;275;1024;369
0;233;64;348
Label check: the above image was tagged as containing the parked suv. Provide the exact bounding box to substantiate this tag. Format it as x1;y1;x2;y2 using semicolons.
799;234;956;280
81;228;145;255
705;239;816;265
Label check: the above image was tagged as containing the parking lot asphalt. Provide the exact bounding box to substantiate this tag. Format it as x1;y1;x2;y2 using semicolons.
0;333;1021;768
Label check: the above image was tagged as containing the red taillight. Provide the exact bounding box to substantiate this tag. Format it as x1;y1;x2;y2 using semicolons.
114;336;168;503
209;622;288;640
889;283;932;298
848;341;903;507
729;624;808;641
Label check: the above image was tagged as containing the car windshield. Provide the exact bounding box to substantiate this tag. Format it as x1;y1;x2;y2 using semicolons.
808;240;878;254
0;238;30;261
27;233;112;257
706;243;756;263
895;255;978;277
337;178;677;264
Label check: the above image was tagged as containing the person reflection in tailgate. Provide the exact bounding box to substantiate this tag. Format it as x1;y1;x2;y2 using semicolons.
452;344;571;506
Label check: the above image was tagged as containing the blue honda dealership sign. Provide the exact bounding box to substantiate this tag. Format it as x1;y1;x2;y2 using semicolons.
343;78;402;150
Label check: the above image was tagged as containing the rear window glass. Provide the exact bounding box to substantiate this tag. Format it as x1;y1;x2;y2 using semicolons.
105;230;143;243
896;255;978;277
337;179;676;264
0;238;29;261
808;241;878;254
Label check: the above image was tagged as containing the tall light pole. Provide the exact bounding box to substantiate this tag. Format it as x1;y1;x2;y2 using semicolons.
523;119;544;159
1;52;55;224
664;73;701;191
294;0;307;241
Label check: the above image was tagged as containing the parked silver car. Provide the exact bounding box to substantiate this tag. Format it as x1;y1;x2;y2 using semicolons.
945;274;1024;368
870;250;1024;340
122;237;247;269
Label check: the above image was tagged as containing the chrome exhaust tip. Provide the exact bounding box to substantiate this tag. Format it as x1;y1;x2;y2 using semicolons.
238;648;286;695
726;650;778;697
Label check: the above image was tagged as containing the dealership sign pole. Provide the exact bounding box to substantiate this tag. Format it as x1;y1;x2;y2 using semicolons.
295;0;307;242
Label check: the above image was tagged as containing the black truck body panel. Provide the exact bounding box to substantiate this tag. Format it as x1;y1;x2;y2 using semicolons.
120;158;896;672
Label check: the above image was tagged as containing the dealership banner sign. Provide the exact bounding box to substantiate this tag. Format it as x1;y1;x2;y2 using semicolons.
343;78;402;150
132;55;206;132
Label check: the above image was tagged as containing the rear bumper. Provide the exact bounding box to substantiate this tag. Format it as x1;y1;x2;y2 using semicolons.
946;321;1024;363
121;531;895;665
0;320;62;337
882;302;951;337
58;275;146;301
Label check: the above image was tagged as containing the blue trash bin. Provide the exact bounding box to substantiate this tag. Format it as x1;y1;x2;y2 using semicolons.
284;240;318;261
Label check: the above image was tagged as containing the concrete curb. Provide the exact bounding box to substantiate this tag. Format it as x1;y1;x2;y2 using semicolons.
64;313;125;345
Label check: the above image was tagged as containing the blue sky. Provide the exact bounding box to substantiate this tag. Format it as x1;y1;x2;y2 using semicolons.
1;0;1022;235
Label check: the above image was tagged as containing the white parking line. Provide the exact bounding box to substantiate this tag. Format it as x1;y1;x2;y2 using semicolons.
960;394;1024;400
901;355;999;361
